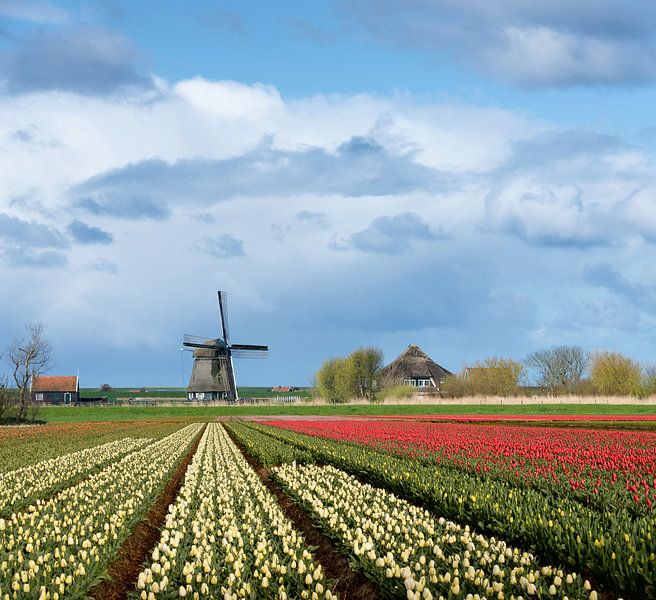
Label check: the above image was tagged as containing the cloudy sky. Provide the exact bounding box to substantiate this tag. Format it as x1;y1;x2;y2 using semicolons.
1;0;656;387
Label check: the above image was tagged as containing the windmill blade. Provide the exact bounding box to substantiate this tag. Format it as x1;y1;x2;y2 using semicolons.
231;343;269;359
182;334;221;350
217;290;230;345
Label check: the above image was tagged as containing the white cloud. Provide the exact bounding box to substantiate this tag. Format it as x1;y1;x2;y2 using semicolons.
1;77;656;383
484;178;609;247
623;187;656;241
174;78;284;119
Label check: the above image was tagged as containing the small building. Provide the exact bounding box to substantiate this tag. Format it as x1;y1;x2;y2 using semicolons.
377;344;452;391
31;375;79;404
272;386;294;393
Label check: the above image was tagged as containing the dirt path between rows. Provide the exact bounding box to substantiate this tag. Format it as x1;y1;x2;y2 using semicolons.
226;429;380;600
88;425;206;600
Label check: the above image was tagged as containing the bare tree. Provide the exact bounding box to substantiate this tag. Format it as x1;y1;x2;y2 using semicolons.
525;346;588;394
7;323;52;423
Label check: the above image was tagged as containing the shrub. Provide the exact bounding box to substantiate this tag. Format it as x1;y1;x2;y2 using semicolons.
464;357;524;396
378;384;415;401
590;351;643;396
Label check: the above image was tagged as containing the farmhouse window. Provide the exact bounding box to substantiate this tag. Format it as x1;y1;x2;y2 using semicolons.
35;393;44;401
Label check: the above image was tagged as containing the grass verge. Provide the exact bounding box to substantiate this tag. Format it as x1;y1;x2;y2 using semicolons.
37;402;656;423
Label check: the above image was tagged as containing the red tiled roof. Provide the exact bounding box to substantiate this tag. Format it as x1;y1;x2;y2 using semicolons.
272;386;293;392
32;376;78;392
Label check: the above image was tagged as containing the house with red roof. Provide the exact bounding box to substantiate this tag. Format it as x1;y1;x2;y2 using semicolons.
31;375;79;404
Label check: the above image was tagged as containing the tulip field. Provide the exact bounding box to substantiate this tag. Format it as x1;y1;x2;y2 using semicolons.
1;416;654;598
250;419;656;596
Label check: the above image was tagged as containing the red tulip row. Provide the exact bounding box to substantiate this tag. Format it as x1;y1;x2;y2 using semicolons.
369;414;656;422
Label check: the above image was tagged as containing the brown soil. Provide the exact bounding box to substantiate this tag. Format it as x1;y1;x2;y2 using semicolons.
227;430;380;600
88;425;206;600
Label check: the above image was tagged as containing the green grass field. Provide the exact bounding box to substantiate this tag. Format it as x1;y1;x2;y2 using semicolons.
79;386;311;400
37;402;656;423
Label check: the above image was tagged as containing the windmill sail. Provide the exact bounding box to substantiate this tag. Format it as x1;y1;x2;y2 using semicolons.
231;344;269;358
217;290;230;345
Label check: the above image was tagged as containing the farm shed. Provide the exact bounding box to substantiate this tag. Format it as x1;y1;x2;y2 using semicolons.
31;375;79;404
378;344;452;390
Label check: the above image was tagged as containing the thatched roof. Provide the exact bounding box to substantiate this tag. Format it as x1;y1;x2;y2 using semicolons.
378;345;452;385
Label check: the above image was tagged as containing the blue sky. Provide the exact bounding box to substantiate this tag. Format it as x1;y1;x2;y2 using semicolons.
1;0;655;387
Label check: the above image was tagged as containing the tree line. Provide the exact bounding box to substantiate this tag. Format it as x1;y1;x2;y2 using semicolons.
0;322;52;423
316;345;656;403
444;347;656;398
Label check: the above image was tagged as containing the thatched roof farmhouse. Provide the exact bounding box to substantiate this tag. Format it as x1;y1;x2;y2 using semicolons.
378;344;452;390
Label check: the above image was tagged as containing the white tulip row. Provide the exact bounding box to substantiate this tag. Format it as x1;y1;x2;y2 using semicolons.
136;423;335;600
0;423;203;600
0;437;150;515
273;464;599;600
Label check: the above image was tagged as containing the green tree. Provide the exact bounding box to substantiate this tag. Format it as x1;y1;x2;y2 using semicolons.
316;358;342;404
316;346;384;403
590;351;643;396
334;356;358;402
350;347;383;401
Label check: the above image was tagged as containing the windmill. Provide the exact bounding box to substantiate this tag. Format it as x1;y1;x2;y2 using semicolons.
182;291;269;402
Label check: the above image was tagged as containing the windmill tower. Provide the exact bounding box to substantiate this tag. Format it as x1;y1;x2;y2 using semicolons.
182;291;269;402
